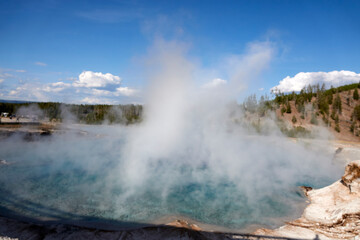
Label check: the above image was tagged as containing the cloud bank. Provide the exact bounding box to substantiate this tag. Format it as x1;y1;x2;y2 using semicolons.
1;70;138;104
272;70;360;93
74;71;122;88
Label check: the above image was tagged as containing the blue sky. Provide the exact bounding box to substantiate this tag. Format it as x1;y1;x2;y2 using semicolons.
1;0;360;104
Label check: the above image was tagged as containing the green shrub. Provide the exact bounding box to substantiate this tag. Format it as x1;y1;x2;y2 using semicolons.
281;126;311;138
331;110;336;120
350;121;355;133
335;123;340;132
281;106;286;116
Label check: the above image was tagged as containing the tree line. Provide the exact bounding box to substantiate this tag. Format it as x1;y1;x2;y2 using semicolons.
0;102;143;125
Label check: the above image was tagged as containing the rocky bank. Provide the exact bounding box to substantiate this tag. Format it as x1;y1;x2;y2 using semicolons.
255;160;360;239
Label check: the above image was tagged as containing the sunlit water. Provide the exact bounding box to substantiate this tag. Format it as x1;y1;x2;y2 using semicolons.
0;125;342;231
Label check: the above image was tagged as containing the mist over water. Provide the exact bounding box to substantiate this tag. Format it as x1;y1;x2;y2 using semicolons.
0;39;344;231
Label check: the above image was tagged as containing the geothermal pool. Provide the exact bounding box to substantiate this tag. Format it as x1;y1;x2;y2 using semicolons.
0;125;343;231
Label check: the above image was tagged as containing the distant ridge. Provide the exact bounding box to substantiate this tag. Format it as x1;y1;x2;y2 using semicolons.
0;99;36;104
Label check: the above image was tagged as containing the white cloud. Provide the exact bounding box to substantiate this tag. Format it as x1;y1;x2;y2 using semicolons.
67;77;78;81
52;82;70;87
258;87;264;91
15;69;26;73
91;87;137;97
74;71;122;88
92;89;112;96
42;82;71;92
1;72;137;103
81;97;113;105
81;97;101;104
202;78;227;89
7;84;49;101
115;87;137;96
9;86;23;96
1;68;137;103
0;72;13;78
34;62;47;66
271;70;360;93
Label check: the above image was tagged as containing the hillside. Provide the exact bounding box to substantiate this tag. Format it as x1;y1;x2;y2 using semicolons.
273;83;360;142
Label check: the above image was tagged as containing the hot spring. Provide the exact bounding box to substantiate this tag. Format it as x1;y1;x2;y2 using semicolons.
0;39;345;232
0;124;342;232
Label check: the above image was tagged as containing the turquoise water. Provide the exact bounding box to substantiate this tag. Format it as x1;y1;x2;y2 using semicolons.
0;129;341;231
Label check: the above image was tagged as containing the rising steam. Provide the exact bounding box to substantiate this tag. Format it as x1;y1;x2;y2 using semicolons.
0;39;343;231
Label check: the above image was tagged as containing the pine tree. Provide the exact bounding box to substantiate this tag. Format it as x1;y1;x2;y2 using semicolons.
286;101;291;113
354;105;360;121
354;88;359;100
333;93;342;114
327;94;333;105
